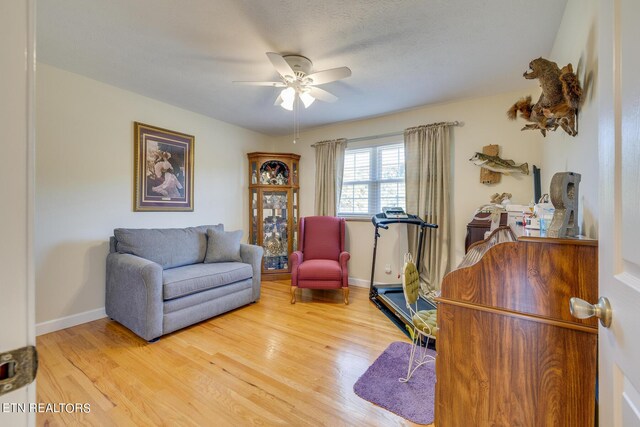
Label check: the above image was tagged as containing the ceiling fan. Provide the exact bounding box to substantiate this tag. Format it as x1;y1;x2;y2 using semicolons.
233;52;351;110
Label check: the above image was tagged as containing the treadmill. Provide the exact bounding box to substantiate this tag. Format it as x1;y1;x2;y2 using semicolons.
369;212;439;335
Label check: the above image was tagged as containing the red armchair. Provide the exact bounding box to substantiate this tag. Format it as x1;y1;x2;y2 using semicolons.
290;216;350;304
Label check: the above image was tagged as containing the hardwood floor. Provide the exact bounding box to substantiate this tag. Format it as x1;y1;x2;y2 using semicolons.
36;281;432;426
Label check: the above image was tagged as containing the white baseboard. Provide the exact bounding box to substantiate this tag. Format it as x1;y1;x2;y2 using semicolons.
348;277;393;288
36;307;107;336
35;279;391;335
348;277;369;288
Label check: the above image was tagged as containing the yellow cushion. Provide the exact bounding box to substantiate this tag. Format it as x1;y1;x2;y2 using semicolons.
413;309;437;336
402;261;420;304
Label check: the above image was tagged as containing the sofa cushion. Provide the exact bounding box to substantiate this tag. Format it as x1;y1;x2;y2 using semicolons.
163;278;253;314
298;259;342;281
114;224;222;269
204;228;242;263
162;262;253;300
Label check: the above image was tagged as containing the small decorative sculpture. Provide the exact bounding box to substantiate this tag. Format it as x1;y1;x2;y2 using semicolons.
547;172;581;237
490;192;512;204
259;160;289;185
507;58;582;137
261;165;280;185
265;231;283;256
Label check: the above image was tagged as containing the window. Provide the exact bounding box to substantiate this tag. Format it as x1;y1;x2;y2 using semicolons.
338;142;405;217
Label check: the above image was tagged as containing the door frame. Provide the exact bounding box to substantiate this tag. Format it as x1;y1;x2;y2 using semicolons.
0;0;36;425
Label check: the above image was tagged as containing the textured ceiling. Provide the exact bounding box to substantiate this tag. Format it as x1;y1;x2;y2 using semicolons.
37;0;567;135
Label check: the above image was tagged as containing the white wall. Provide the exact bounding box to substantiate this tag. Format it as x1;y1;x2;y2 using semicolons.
273;91;543;284
542;0;599;238
36;64;273;326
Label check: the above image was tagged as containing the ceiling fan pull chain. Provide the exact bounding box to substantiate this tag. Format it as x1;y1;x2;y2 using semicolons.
293;97;298;144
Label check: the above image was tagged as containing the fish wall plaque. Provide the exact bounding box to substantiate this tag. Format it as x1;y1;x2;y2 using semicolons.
470;152;529;175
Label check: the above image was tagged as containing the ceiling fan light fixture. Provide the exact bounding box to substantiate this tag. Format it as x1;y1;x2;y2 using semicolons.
280;87;296;110
235;52;349;114
299;91;315;108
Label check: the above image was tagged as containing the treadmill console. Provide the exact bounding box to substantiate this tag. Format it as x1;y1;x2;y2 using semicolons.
383;206;408;219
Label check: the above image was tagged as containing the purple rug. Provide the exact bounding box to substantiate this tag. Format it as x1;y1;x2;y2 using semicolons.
353;342;436;425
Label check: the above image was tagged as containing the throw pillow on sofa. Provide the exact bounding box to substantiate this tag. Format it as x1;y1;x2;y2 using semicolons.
114;224;223;269
205;228;243;263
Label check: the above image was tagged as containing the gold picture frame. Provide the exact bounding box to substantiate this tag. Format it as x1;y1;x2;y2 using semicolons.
133;122;194;211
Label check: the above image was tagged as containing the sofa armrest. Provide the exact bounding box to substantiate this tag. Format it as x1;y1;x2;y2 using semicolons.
240;244;264;301
339;251;350;287
290;251;303;286
106;253;163;341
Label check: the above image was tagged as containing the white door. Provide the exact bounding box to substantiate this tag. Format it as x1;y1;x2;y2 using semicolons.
598;0;640;425
0;0;36;425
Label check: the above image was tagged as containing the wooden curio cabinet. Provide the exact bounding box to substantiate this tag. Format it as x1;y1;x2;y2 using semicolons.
247;152;301;280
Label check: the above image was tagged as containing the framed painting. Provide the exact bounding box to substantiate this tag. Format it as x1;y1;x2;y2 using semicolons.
133;122;194;211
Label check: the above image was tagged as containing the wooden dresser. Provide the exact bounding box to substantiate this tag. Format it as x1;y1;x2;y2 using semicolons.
464;212;508;252
435;227;598;426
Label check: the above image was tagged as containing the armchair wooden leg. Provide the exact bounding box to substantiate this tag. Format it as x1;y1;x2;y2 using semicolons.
291;286;297;304
343;287;349;305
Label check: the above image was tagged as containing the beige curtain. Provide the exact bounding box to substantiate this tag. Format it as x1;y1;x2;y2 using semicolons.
405;123;452;298
314;138;347;216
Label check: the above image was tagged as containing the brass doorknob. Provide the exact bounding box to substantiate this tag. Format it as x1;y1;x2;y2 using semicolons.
569;296;612;328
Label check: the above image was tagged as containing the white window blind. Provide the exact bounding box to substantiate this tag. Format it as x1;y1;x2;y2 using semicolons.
338;142;405;217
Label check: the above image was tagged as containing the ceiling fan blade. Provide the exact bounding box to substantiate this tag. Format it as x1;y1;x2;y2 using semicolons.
306;67;352;85
266;52;295;79
308;87;338;103
232;81;286;87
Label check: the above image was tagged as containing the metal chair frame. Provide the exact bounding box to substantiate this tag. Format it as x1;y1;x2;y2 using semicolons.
399;253;436;383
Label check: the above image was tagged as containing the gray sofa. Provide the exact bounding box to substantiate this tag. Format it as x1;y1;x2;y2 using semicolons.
106;224;263;341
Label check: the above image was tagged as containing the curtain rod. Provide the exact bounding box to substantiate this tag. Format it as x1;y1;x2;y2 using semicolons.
346;121;461;143
311;121;460;146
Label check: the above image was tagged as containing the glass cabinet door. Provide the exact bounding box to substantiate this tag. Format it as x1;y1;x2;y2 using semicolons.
262;191;289;271
292;160;299;186
250;160;258;185
250;189;258;245
293;189;299;252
